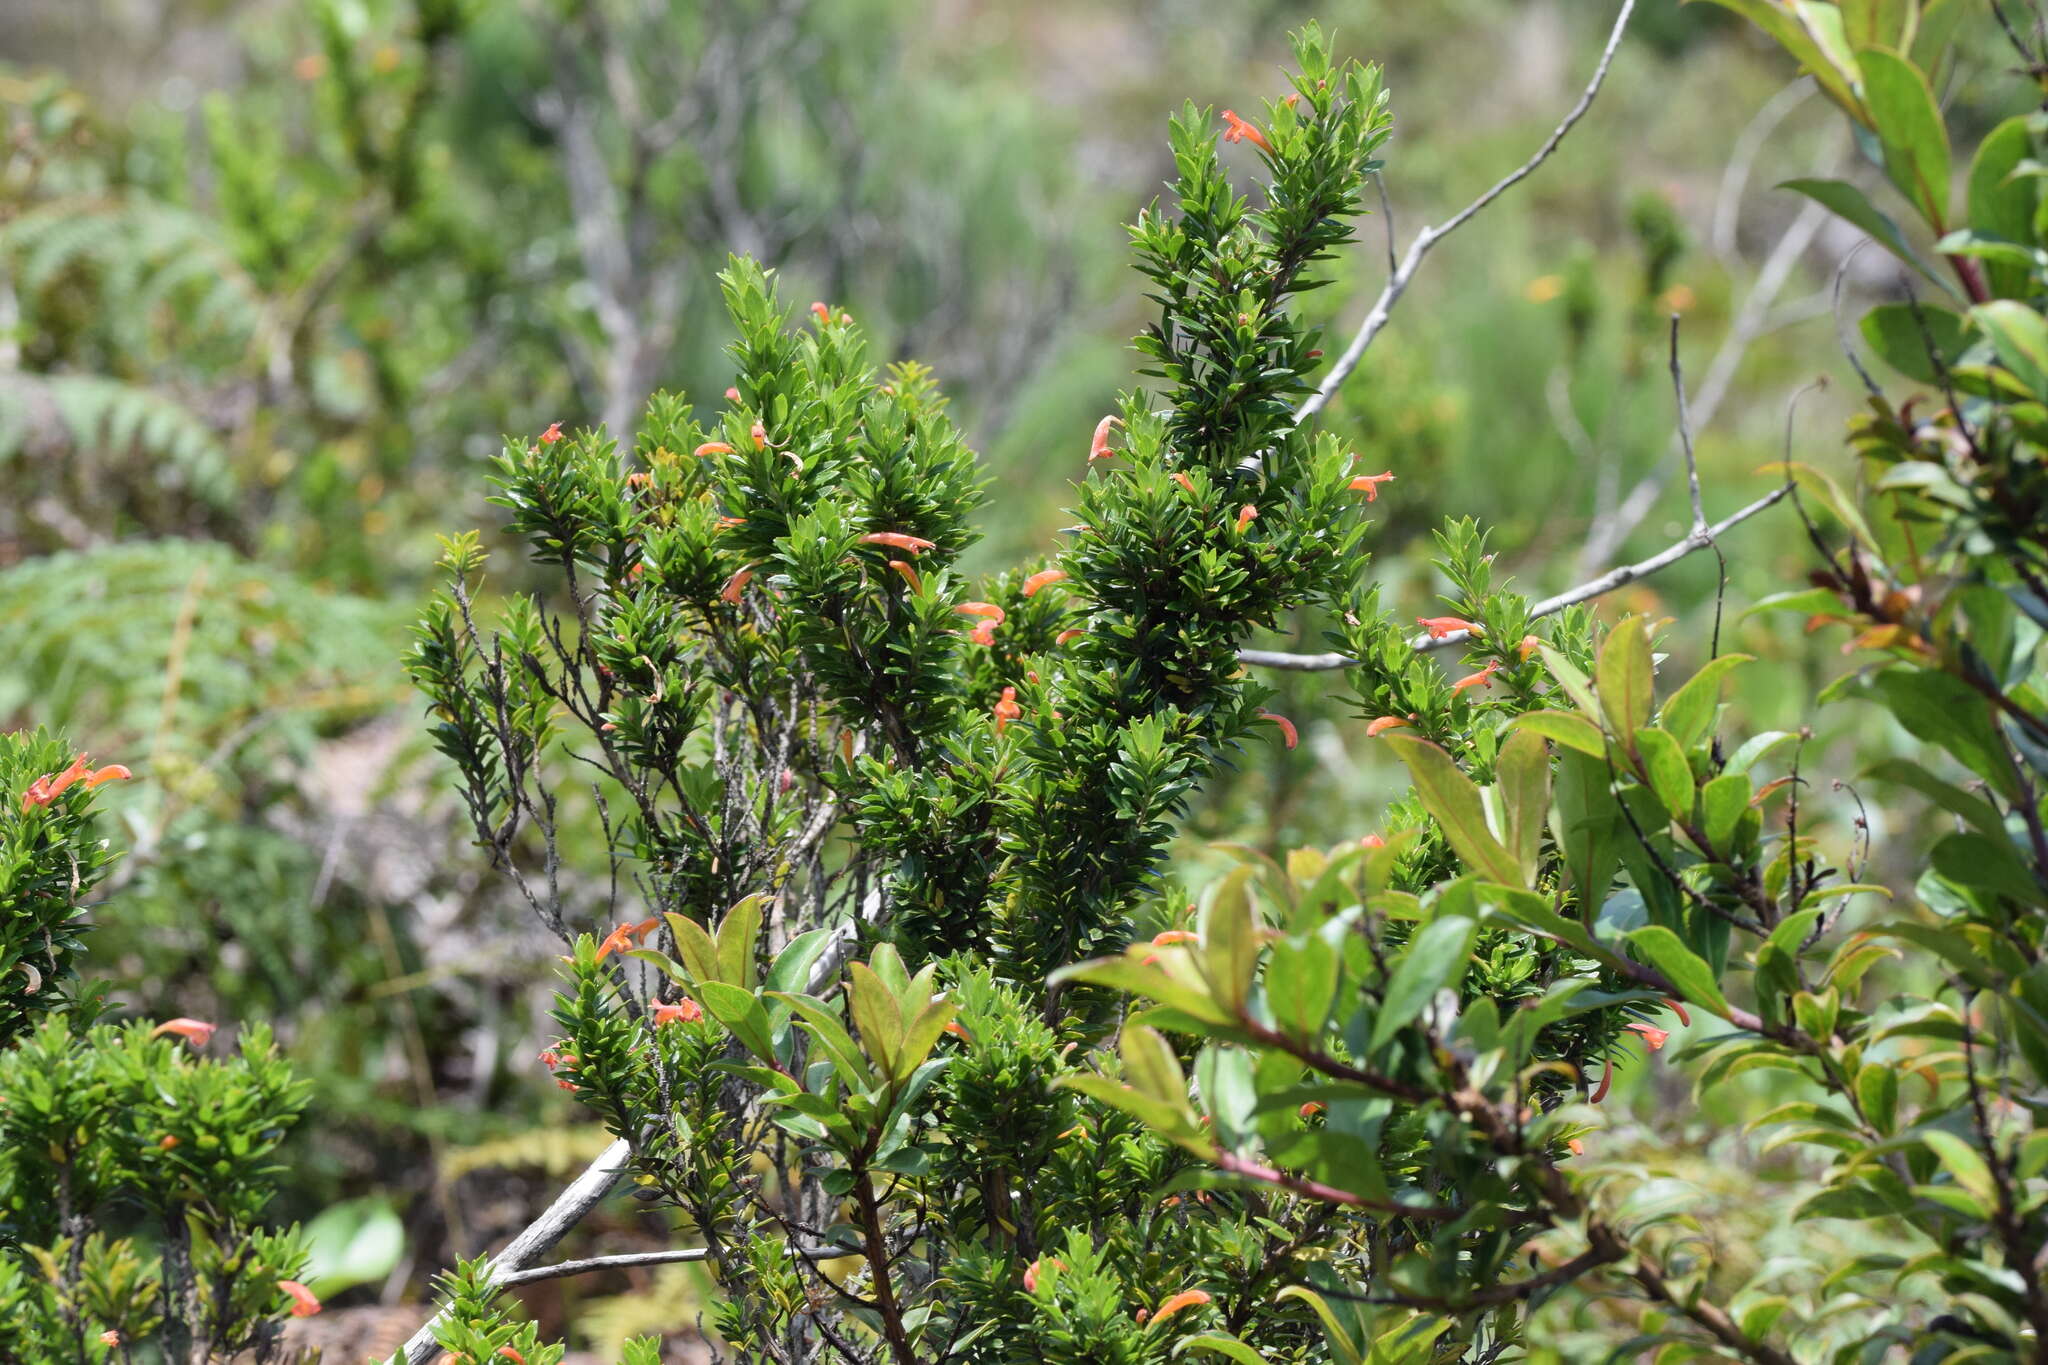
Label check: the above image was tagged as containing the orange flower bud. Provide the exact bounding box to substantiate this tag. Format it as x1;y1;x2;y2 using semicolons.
725;386;741;402
887;559;922;591
720;566;755;604
992;686;1022;734
100;1330;120;1347
1450;660;1502;696
1171;471;1195;493
499;1349;527;1365
1416;615;1481;639
1088;414;1122;462
1150;930;1198;946
1259;710;1297;749
1150;1289;1212;1326
159;1134;179;1150
1517;634;1542;661
693;442;734;457
810;301;831;324
278;1280;322;1318
1365;716;1410;737
1590;1055;1613;1104
860;531;937;554
750;421;767;448
955;602;1006;623
150;1018;216;1047
1359;833;1386;849
1234;503;1258;534
1055;628;1084;645
1021;568;1067;597
1299;1101;1324;1118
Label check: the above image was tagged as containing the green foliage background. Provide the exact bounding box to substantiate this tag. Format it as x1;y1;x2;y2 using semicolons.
3;0;2034;1355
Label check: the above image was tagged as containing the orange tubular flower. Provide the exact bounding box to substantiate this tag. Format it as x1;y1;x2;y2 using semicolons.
1219;108;1270;151
693;441;734;457
653;999;703;1027
1260;710;1298;749
595;924;635;960
750;421;768;448
887;559;922;591
1417;615;1482;639
1151;930;1198;947
810;301;831;324
967;620;998;647
1023;1258;1067;1294
20;755;91;811
944;1020;971;1040
720;566;755;604
1365;716;1410;737
1171;471;1195;493
1055;628;1084;645
716;515;747;530
955;602;1007;623
100;1330;120;1347
1234;503;1259;534
1665;998;1691;1027
1450;660;1502;696
1590;1055;1614;1104
1021;568;1067;597
1150;1289;1213;1327
1567;1137;1585;1156
151;1018;216;1047
1517;634;1543;661
860;531;937;554
993;686;1022;734
539;422;564;445
500;1349;527;1365
278;1280;322;1318
1088;414;1122;462
1627;1022;1669;1052
1348;470;1395;501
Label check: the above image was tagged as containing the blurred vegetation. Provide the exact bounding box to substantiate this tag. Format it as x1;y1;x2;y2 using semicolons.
1;0;2031;1353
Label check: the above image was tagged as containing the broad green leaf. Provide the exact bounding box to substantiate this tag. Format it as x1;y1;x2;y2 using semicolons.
1658;654;1753;749
1537;646;1603;722
1921;1130;1998;1204
770;991;874;1086
717;893;765;990
1871;668;2023;802
1510;709;1607;757
664;911;722;985
1859;302;1967;384
1199;865;1260;1010
1174;1335;1271;1365
1858;48;1950;228
1629;925;1731;1017
1122;1024;1191;1108
1596;615;1655;737
1052;952;1240;1027
1689;2;1867;118
1369;915;1478;1054
1856;1063;1900;1135
1973;299;2048;401
765;927;835;996
1057;1074;1210;1153
895;993;957;1084
1968;115;2039;299
1496;727;1550;886
1633;727;1695;820
1700;772;1753;852
1780;178;1947;289
847;962;905;1074
1275;1287;1364;1365
696;981;777;1062
1265;933;1338;1045
1384;735;1520;885
1755;461;1879;551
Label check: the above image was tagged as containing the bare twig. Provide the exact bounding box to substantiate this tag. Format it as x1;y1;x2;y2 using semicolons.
1295;0;1637;424
1238;481;1793;671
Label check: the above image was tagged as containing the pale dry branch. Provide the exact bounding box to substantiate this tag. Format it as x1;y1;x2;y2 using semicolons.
1296;0;1637;424
1237;481;1793;672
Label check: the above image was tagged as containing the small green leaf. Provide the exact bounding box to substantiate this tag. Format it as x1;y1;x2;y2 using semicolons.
1658;654;1752;749
1510;709;1608;757
1633;727;1695;820
1921;1130;1998;1204
1629;925;1731;1017
1384;736;1520;885
1973;299;2048;401
1595;616;1655;738
696;981;778;1062
1780;177;1947;289
1858;48;1950;228
1496;727;1551;886
716;893;766;990
1369;915;1478;1054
